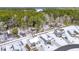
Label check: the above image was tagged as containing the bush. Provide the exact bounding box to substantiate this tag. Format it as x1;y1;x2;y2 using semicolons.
11;27;18;35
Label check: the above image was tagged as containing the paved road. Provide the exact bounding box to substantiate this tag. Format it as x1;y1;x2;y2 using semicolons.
54;44;79;51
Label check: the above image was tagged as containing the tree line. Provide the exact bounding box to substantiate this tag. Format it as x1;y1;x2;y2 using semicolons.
0;8;79;31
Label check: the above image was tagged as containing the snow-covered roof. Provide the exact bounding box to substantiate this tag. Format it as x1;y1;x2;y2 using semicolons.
63;25;77;30
40;33;54;41
36;9;43;12
29;36;40;43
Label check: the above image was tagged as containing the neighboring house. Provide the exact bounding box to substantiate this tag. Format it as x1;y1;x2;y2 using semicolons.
43;24;49;31
54;29;65;37
18;29;26;37
39;33;54;44
6;18;17;28
28;36;45;51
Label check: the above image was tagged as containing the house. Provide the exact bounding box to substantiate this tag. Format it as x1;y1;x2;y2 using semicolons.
39;33;54;44
54;28;65;37
6;18;17;28
43;24;49;31
28;36;45;51
0;46;6;51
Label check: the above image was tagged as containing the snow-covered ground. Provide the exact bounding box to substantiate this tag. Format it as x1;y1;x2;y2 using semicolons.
68;48;79;51
0;25;79;51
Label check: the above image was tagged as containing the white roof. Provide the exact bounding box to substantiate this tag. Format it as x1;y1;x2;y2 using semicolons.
36;9;43;12
40;34;48;40
29;36;40;43
40;33;54;40
63;25;77;30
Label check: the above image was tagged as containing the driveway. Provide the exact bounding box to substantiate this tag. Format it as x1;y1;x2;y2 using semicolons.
54;44;79;51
